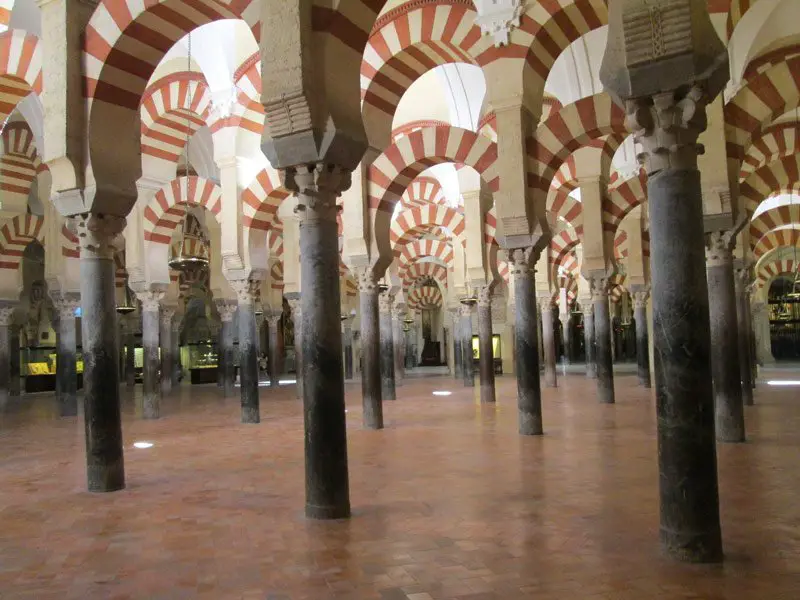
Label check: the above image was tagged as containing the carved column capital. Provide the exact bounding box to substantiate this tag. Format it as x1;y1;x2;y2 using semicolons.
0;302;16;326
537;296;553;312
70;213;126;260
266;312;282;327
378;290;394;314
51;292;80;321
286;296;301;317
704;230;735;265
476;286;493;308
160;306;176;327
229;279;260;305
355;268;378;294
391;306;405;321
284;163;350;224
589;278;610;302
136;290;164;312
216;300;237;322
505;246;541;278
632;289;650;309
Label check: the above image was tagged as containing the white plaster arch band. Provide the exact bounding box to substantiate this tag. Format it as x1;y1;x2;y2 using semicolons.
0;29;41;122
0;213;43;271
397;238;453;267
143;176;222;245
402;175;447;208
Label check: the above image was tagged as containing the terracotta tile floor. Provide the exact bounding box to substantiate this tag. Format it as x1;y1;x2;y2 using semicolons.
1;370;799;599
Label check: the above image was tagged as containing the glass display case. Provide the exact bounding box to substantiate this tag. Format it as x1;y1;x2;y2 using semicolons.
23;346;84;392
471;334;503;374
181;342;225;384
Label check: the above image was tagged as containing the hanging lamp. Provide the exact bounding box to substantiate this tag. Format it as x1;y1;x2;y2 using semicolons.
116;276;136;315
168;31;209;273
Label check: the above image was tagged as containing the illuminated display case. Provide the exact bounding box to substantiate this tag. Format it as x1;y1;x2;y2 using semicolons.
182;342;225;384
471;335;503;374
24;347;85;393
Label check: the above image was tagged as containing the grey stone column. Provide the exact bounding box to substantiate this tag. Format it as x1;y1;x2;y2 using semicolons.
560;312;572;365
159;306;175;396
392;308;405;383
137;290;163;419
9;324;20;397
706;235;745;442
267;312;282;387
476;286;496;404
357;270;383;429
378;290;396;401
451;308;463;380
582;301;597;378
592;281;615;404
540;299;557;388
74;214;126;492
0;303;13;406
752;301;775;365
286;297;303;399
734;267;754;406
632;290;652;389
125;316;136;387
52;292;80;416
217;301;237;398
231;280;260;423
171;319;180;387
342;316;354;380
508;248;543;435
460;301;475;387
746;293;757;388
287;163;351;520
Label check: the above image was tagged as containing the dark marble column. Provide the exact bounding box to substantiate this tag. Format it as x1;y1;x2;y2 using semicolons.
171;320;180;387
53;292;80;416
357;270;383;429
342;316;354;380
508;248;543;435
289;163;350;519
745;294;757;389
460;301;475;387
392;308;405;383
287;296;303;400
137;291;163;419
582;302;597;379
0;303;13;406
706;236;745;442
734;267;754;406
232;280;260;423
378;290;396;401
74;214;126;493
125;316;136;387
159;306;175;397
540;299;557;388
476;287;496;404
9;324;20;397
632;290;652;389
592;281;615;404
451;308;463;380
267;312;282;387
217;301;237;398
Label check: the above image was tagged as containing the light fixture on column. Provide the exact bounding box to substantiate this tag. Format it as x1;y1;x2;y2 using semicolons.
459;281;477;306
378;280;389;294
116;276;136;315
168;30;209;274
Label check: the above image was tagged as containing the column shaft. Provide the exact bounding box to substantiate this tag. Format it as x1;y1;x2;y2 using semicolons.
9;325;20;397
634;299;652;388
268;317;281;387
343;322;354;380
141;306;161;419
220;312;236;398
460;306;474;387
734;273;754;406
392;312;405;383
379;293;396;401
236;288;260;423
561;315;572;365
541;302;557;387
0;317;10;406
593;288;615;404
583;306;597;378
706;244;745;442
452;312;463;380
57;311;78;416
477;291;496;404
159;312;173;396
125;325;136;387
358;277;383;429
171;323;180;387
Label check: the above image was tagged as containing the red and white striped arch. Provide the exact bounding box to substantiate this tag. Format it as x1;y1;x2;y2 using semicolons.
549;227;580;284
241;166;291;233
396;238;453;267
406;285;443;310
740;123;800;182
390;203;466;249
604;171;647;233
0;30;42;122
614;229;628;261
225;53;265;135
527;94;626;194
1;121;40;207
370;126;498;242
753;227;800;260
143;176;222;244
401;176;447;208
402;261;447;290
756;258;799;290
140;74;213;164
749;203;800;245
0;213;43;270
740;154;800;214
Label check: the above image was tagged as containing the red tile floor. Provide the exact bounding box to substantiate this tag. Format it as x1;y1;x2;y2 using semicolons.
1;370;799;599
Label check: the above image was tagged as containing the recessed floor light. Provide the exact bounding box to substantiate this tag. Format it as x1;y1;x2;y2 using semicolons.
279;379;297;385
767;380;800;386
133;441;154;449
433;391;452;396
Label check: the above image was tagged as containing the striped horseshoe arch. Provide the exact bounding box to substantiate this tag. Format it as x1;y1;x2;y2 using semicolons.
756;258;799;290
740;155;800;215
143;176;222;245
402;261;447;290
0;213;44;270
0;30;42;122
396;238;453;266
241;166;291;233
1;121;41;208
753;228;800;261
740;124;800;182
604;171;647;234
390;203;466;249
406;285;443;310
401;176;447;208
749;204;800;245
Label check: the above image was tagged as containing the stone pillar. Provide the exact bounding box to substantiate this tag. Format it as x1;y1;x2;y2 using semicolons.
52;292;80;416
540;299;557;388
560;313;572;365
125;315;136;387
508;248;543;435
287;296;303;400
0;303;13;406
734;267;754;406
706;235;745;442
9;324;20;397
751;301;774;365
476;286;496;404
632;289;652;389
137;290;163;419
267;312;282;387
460;301;475;387
159;306;175;397
231;280;260;423
378;290;396;401
171;319;180;387
74;214;126;492
342;315;354;380
451;308;462;380
356;270;383;429
592;280;615;404
745;292;757;388
391;307;405;383
582;301;597;379
217;301;237;398
285;163;351;519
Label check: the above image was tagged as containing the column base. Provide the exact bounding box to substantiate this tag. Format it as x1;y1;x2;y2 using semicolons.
241;406;260;424
518;412;543;436
87;464;126;493
305;503;351;520
60;399;78;417
659;527;723;564
143;399;159;420
481;384;496;403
